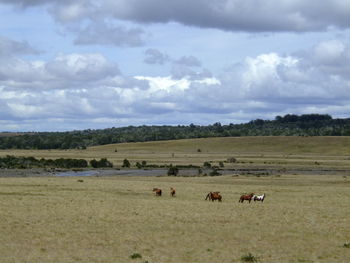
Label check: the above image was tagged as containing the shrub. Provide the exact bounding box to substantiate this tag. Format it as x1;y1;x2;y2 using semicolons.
122;159;130;168
203;161;211;168
167;165;179;176
90;158;113;168
227;157;237;163
209;169;221;176
129;253;142;259
344;242;350;248
241;252;258;262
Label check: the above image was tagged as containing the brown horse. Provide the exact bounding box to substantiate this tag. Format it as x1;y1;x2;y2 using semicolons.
170;187;176;197
153;188;162;196
205;192;222;202
239;193;254;203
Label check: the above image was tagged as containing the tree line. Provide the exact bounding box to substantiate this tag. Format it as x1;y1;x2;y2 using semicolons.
0;155;112;169
0;114;349;150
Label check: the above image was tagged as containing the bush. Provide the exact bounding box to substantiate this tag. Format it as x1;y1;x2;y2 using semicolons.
227;157;237;163
241;252;258;262
122;159;130;168
209;169;221;176
0;155;88;169
90;158;113;168
129;253;142;259
203;161;211;168
167;165;179;176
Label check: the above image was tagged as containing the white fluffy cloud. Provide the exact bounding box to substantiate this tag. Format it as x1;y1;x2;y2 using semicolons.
1;39;350;130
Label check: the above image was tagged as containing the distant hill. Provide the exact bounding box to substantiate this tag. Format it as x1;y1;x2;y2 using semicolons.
0;114;350;150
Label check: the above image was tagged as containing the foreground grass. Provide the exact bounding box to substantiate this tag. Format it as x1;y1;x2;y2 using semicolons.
0;174;349;263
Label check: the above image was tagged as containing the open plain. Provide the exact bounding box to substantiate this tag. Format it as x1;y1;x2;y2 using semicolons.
0;136;350;262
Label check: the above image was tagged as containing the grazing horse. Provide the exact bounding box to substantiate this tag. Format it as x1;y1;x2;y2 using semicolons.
239;193;254;203
170;187;176;197
153;188;162;196
205;192;222;202
253;193;266;202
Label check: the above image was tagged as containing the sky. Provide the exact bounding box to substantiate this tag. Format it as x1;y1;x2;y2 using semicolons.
1;0;350;132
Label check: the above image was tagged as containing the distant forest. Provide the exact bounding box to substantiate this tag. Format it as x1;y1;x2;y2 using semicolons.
1;114;350;150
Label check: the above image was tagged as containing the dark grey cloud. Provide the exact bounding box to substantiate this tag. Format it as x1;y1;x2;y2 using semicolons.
3;0;350;32
103;0;350;32
0;0;51;7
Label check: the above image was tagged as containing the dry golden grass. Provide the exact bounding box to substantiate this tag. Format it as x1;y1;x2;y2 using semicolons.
0;136;350;262
1;136;350;170
0;174;349;263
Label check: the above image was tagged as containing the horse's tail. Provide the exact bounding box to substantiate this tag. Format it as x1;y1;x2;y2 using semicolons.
205;193;210;200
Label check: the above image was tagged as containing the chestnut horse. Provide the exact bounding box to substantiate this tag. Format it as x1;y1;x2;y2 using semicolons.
239;193;254;203
170;187;176;197
153;188;162;196
205;192;222;202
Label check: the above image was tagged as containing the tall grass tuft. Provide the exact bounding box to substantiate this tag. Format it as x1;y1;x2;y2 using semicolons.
129;252;142;259
241;252;258;262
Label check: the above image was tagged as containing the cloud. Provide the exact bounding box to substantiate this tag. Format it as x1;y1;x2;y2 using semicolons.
73;21;145;47
144;49;170;65
3;0;350;33
101;0;350;32
1;37;350;131
220;42;350;110
0;36;40;57
45;53;120;82
175;56;202;67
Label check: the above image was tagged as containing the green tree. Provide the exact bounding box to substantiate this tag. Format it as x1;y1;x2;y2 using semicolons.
167;165;179;176
122;159;131;168
203;161;211;168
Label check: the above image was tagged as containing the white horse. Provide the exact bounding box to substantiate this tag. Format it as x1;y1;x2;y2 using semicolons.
253;193;266;202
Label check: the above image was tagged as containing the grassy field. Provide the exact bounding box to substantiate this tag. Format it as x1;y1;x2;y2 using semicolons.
0;174;349;263
0;136;350;262
1;136;350;170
